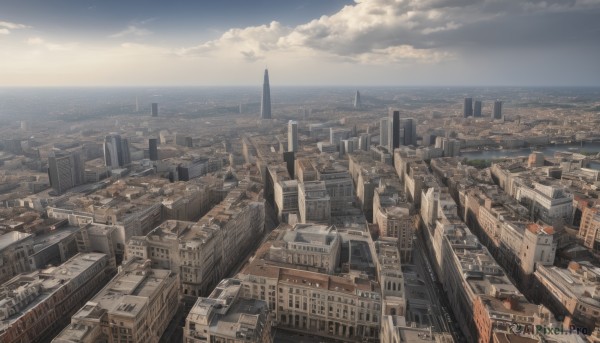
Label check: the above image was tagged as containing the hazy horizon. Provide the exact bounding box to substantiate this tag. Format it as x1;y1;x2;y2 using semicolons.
2;0;599;87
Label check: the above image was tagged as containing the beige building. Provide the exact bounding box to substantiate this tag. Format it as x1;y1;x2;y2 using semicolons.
535;261;600;335
127;184;265;298
238;262;382;342
273;179;298;222
0;231;34;284
375;239;406;317
373;185;414;262
268;224;341;274
298;181;331;224
578;204;600;252
52;257;178;343
184;278;272;343
0;253;114;343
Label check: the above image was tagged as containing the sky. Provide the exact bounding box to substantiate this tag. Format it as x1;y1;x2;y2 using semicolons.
1;0;599;86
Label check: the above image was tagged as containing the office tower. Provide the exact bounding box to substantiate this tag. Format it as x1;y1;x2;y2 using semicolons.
48;150;85;194
104;134;130;168
149;138;158;161
288;120;298;152
390;110;400;150
463;97;473;117
260;69;271;119
354;90;362;108
359;133;370;151
135;96;139;112
493;100;503;120
380;117;389;148
474;100;482;117
399;118;417;146
151;102;158;117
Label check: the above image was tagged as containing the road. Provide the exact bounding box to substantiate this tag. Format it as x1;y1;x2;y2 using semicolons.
413;235;464;342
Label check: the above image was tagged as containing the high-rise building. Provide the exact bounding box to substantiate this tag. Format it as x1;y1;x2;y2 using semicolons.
288;120;298;152
463;97;473;117
380;117;389;148
399;118;417;146
474;100;482;117
149;138;158;161
151;102;158;117
103;134;130;168
390;110;400;151
48;149;85;194
260;69;271;119
354;90;362;108
493;100;503;120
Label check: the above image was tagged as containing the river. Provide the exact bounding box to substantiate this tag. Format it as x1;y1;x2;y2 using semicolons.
460;142;600;169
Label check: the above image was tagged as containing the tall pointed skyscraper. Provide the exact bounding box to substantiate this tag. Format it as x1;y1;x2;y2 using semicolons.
354;90;362;109
260;69;272;119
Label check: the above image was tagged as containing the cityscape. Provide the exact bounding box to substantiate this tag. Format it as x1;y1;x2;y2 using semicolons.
1;1;600;343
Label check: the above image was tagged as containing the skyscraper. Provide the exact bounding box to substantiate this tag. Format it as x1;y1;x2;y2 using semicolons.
493;100;503;120
104;134;130;168
260;69;271;119
48;150;85;194
288;120;298;152
149;138;158;161
390;110;400;150
463;97;473;117
354;90;362;109
151;103;158;117
399;118;417;146
380;117;389;148
474;100;482;117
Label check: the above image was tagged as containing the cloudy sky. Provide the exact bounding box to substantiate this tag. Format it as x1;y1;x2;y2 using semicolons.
1;0;599;86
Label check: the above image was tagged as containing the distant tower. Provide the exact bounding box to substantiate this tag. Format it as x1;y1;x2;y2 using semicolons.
399;118;417;146
48;150;85;194
151;103;158;117
390;110;400;150
104;134;130;168
288;120;298;152
354;90;362;109
260;69;272;119
135;97;139;112
493;100;503;120
380;117;389;148
463;98;473;117
149;138;158;161
474;100;482;117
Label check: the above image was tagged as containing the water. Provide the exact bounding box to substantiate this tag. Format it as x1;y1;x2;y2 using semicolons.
461;141;600;163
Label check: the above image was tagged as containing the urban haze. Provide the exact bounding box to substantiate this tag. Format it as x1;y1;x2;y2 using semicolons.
1;1;600;343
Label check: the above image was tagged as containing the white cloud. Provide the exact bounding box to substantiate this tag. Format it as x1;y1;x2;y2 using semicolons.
110;25;152;38
26;36;76;51
0;20;31;35
0;20;30;30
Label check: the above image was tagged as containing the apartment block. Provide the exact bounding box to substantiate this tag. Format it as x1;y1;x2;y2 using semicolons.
0;253;113;343
0;231;34;284
238;263;381;342
298;181;331;224
535;261;600;334
52;257;178;343
127;184;265;298
184;278;273;343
